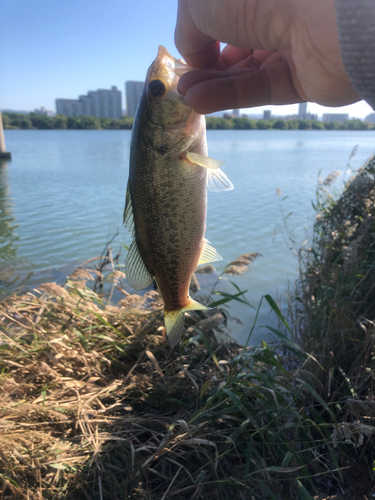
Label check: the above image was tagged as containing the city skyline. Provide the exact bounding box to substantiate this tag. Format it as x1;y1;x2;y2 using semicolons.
1;0;373;119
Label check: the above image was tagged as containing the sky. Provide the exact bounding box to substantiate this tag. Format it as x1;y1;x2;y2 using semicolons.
1;0;373;119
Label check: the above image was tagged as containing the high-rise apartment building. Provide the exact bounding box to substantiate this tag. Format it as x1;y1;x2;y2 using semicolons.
125;81;144;118
55;86;122;118
298;102;308;117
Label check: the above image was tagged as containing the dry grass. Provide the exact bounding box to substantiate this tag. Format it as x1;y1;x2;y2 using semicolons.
0;274;350;499
0;278;245;499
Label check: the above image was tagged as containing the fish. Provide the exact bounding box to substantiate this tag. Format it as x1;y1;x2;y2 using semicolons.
123;46;233;346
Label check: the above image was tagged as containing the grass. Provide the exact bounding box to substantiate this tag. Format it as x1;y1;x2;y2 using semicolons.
1;158;375;498
0;277;337;499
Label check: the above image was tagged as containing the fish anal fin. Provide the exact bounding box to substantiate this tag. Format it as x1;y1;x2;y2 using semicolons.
125;240;154;290
187;152;225;169
198;239;223;266
164;298;209;346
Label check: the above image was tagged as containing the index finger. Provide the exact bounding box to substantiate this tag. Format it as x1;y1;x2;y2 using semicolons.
175;0;220;68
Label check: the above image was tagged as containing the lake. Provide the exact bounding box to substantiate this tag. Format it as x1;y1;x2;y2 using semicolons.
2;129;375;345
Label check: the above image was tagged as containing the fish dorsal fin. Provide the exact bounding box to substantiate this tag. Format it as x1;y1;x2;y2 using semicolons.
187;152;224;169
125;240;154;290
207;168;234;192
123;182;135;235
198;239;223;266
164;298;208;346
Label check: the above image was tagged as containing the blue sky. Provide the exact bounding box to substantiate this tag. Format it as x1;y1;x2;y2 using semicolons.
1;0;373;118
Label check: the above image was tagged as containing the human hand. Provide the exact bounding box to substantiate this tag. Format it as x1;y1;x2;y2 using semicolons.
174;0;360;114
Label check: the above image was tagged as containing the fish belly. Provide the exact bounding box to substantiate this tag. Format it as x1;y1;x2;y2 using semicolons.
130;151;207;312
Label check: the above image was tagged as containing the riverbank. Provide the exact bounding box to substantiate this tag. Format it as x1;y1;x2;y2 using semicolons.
1;158;375;499
3;112;375;131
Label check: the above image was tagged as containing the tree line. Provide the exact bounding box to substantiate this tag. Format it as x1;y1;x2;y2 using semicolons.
3;112;374;131
3;113;133;130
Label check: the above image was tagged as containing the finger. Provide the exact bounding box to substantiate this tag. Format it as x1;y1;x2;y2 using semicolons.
252;49;277;66
217;46;276;71
175;0;220;68
217;45;253;70
175;0;291;68
179;68;258;96
183;61;304;114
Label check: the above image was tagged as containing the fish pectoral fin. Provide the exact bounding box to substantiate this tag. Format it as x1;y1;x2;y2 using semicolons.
186;152;234;191
198;239;223;266
186;152;225;169
123;182;135;235
207;168;234;192
164;299;209;346
125;240;154;290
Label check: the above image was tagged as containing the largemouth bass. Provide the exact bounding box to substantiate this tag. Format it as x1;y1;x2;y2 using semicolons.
124;46;233;346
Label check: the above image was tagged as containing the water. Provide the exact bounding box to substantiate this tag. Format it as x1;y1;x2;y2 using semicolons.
2;129;375;344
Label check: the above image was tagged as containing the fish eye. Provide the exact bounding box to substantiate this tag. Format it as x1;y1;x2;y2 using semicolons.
149;79;165;98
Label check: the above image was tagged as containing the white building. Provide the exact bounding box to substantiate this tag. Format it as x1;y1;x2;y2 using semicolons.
322;113;349;123
125;81;144;118
55;86;122;119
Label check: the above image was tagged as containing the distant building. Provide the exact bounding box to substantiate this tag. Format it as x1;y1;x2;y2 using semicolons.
125;81;144;118
56;99;83;117
298;102;308;118
322;113;349;123
55;86;122;119
33;107;54;117
365;113;375;123
263;110;272;120
232;108;240;118
297;102;317;121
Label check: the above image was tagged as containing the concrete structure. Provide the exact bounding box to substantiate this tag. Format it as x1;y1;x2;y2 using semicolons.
0;111;11;160
125;81;144;117
56;86;122;119
232;108;240;118
322;113;349;123
263;110;272;120
365;113;375;123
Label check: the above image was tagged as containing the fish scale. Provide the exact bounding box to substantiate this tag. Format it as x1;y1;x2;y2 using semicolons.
124;46;234;346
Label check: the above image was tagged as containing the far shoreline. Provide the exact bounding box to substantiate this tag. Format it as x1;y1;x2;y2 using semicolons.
3;112;375;132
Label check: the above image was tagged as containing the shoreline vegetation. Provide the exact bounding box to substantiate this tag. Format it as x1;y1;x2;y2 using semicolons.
1;156;375;499
3;111;375;131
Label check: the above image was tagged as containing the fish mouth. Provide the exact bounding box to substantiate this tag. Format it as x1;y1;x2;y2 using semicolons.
155;46;191;78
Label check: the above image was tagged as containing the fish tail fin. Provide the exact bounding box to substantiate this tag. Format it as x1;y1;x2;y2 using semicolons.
164;299;208;347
